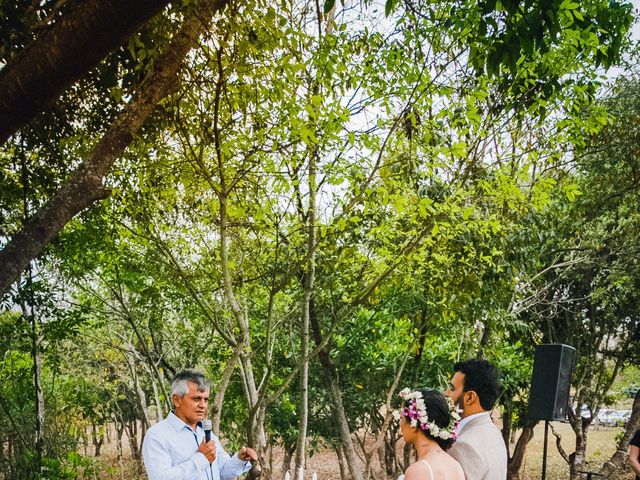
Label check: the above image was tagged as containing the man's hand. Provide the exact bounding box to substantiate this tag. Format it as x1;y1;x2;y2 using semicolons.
198;439;217;463
238;446;258;462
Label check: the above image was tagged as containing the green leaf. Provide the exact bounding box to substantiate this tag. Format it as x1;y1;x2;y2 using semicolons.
324;0;335;14
385;0;395;17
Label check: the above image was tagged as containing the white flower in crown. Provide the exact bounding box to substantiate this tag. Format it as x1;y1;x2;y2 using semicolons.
419;415;429;424
446;397;462;421
430;424;440;437
410;419;418;428
399;388;411;398
440;431;451;440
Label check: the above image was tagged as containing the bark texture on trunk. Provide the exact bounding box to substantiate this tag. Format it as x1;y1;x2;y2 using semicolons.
281;444;295;480
310;301;363;480
551;416;589;480
0;0;171;144
31;308;45;468
0;0;231;297
211;49;267;476
335;445;349;480
211;343;243;433
599;389;640;477
91;423;104;456
127;419;140;460
294;164;316;477
507;425;535;480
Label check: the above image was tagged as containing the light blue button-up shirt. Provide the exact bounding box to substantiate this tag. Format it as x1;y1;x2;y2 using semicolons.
142;412;252;480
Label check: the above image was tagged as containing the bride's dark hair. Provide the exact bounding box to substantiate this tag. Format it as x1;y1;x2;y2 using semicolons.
407;389;456;451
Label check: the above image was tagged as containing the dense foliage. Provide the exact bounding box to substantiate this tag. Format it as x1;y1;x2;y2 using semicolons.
1;0;639;479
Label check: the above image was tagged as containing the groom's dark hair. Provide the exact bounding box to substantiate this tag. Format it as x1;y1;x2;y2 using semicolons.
453;359;500;410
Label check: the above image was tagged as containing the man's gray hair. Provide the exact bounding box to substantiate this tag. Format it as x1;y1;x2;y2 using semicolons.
171;369;210;397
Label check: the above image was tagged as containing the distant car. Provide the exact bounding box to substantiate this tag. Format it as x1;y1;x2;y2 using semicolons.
595;409;630;427
596;409;617;427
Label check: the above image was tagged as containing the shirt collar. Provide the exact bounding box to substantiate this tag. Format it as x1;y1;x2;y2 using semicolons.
457;411;490;433
167;411;201;433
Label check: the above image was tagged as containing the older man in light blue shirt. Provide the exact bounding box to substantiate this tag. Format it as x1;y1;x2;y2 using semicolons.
142;369;256;480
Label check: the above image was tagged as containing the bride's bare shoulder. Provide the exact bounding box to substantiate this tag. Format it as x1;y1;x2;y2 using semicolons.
403;461;430;480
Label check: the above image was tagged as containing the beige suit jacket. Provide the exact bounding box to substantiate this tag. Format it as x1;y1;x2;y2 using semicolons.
448;413;507;480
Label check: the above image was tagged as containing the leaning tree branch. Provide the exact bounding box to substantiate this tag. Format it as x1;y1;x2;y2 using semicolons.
0;0;172;144
0;0;231;297
550;423;570;464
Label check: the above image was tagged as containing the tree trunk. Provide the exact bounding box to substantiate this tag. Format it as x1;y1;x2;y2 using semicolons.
0;0;231;297
209;39;269;474
282;443;296;480
384;434;397;477
116;422;125;460
117;423;125;480
310;300;363;480
294;131;317;480
551;415;590;480
402;443;413;473
33;323;44;467
410;308;429;385
0;0;171;144
126;350;150;431
569;420;589;480
217;201;265;476
92;423;104;457
151;376;163;422
211;343;243;433
127;419;140;460
507;424;536;480
599;389;640;477
502;400;513;457
294;295;310;480
23;281;44;471
335;444;350;480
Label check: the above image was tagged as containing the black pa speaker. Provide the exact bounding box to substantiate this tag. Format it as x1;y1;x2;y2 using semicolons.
527;344;576;421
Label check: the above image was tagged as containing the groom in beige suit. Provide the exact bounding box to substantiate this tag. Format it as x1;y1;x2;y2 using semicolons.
445;359;507;480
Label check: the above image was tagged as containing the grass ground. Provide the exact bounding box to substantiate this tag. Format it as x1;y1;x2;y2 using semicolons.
520;422;636;480
520;422;631;479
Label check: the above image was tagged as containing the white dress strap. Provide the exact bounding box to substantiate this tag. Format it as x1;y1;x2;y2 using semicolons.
420;459;434;480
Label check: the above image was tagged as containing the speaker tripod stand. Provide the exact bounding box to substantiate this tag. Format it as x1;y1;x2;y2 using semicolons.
541;420;549;480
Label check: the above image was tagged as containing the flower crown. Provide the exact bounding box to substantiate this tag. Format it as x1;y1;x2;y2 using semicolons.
393;388;461;441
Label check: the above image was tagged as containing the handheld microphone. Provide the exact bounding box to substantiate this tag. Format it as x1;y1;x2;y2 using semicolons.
202;419;212;442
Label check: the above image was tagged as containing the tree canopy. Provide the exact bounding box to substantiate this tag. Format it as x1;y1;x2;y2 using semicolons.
0;0;639;479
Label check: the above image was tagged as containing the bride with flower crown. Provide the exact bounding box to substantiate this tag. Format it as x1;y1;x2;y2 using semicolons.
395;388;464;480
